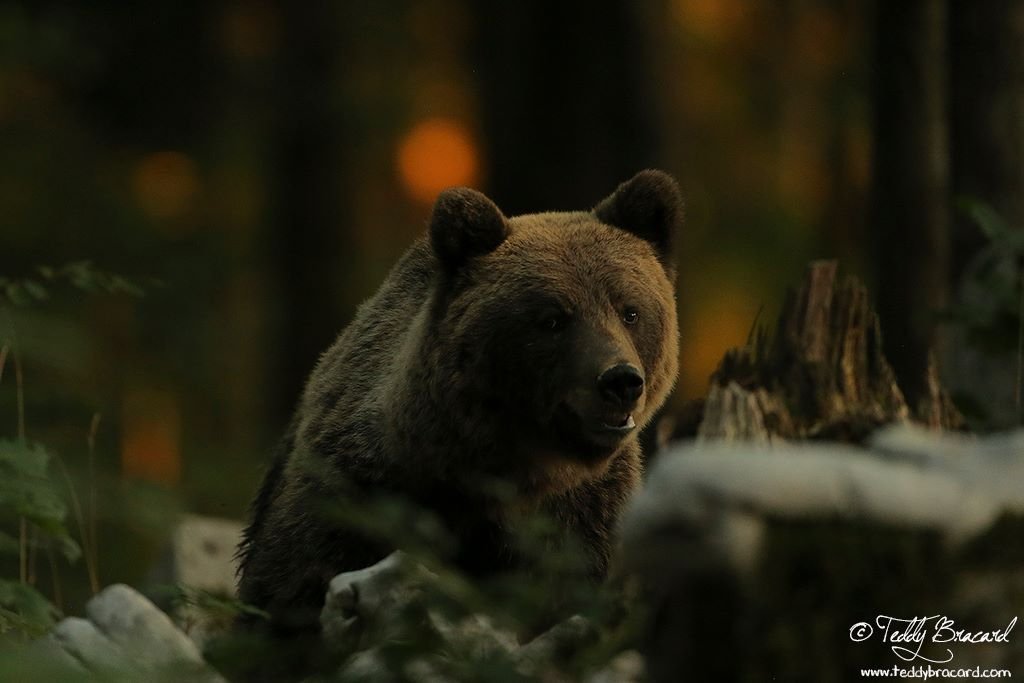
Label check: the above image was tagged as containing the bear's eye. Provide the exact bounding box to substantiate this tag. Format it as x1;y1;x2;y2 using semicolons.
622;308;640;326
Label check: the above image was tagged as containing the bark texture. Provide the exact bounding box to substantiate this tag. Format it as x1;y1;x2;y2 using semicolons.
700;261;963;443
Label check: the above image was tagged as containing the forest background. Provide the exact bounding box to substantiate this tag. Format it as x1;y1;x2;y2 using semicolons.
0;0;1021;621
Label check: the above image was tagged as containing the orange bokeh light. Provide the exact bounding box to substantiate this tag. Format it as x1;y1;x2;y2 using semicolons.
132;150;200;221
672;0;747;40
121;389;181;486
397;118;480;204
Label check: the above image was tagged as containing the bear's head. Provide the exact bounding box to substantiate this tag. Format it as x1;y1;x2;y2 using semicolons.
428;170;681;494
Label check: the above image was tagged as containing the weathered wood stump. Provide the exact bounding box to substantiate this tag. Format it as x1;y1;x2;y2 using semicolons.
620;262;1024;682
696;260;963;443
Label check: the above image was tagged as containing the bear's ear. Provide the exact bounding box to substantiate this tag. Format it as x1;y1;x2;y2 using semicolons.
593;170;682;266
430;187;509;272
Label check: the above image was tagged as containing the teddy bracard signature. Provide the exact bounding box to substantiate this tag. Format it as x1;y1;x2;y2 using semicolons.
849;615;1017;663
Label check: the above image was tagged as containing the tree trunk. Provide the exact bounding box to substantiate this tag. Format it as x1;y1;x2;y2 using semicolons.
944;0;1024;428
870;0;950;414
270;2;350;419
470;0;662;214
949;0;1024;281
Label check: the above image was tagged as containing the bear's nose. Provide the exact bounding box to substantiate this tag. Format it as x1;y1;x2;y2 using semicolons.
597;363;645;407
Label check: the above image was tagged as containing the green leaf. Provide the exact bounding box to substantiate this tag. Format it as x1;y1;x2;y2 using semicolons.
2;262;146;303
956;197;1009;240
0;580;60;637
0;440;49;478
68;274;97;292
3;283;30;307
63;260;93;274
0;531;78;562
0;441;77;552
21;280;47;301
108;275;144;297
0;476;68;527
53;535;81;563
170;585;270;621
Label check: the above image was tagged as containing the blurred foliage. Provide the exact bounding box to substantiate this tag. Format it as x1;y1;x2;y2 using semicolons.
208;489;634;681
169;584;269;624
947;199;1024;353
0;440;81;562
0;262;147;308
0;260;157;640
0;580;61;639
0;439;79;639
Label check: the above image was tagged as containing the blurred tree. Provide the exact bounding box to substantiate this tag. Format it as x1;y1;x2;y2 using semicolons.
943;0;1024;427
269;1;351;418
470;1;662;214
949;0;1024;282
870;0;949;412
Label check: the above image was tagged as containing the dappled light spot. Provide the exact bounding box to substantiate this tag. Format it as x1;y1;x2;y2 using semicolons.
672;0;747;40
132;151;200;223
778;128;828;223
794;7;846;77
680;292;758;399
679;60;740;120
397;118;479;205
121;389;181;486
221;3;277;61
847;123;872;191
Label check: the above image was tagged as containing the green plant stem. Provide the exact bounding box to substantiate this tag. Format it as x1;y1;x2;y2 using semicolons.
18;518;26;585
87;413;101;593
54;449;99;594
0;342;24;584
27;524;38;585
13;340;27;584
46;543;62;612
9;333;26;443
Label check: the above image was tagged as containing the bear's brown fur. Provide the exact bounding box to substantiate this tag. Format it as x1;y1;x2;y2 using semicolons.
236;170;682;634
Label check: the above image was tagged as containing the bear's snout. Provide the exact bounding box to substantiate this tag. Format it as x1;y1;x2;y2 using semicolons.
597;363;645;408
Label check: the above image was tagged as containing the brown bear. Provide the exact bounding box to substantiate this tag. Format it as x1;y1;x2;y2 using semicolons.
236;169;681;636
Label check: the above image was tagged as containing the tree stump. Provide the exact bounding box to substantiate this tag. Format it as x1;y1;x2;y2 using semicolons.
696;260;963;443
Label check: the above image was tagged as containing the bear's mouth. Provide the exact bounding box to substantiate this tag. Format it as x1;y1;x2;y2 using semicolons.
550;403;637;458
599;413;636;432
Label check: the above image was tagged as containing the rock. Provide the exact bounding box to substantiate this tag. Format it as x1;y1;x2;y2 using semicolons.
321;551;438;651
23;634;90;677
171;515;242;596
166;514;243;646
624;437;1012;570
622;429;1024;681
585;650;646;683
323;552;601;681
87;584;208;668
872;424;1024;506
514;614;593;669
49;616;130;676
43;584;225;682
